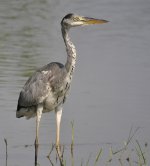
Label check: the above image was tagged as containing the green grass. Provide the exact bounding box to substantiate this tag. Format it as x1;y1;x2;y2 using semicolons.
3;125;149;166
45;125;149;166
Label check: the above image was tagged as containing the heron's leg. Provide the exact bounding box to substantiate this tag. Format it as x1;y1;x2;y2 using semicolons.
55;106;62;147
35;104;43;165
35;104;43;146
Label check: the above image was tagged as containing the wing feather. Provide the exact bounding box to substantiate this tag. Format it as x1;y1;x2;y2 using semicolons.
17;62;66;110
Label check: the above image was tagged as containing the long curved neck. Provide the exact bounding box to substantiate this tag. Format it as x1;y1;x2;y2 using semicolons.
62;26;77;77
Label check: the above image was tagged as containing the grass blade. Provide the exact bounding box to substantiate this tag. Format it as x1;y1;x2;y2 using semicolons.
94;148;102;166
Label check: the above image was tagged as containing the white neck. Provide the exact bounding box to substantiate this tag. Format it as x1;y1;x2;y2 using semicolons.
62;27;77;79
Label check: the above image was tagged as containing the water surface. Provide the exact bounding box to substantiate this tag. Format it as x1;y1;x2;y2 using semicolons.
0;0;150;165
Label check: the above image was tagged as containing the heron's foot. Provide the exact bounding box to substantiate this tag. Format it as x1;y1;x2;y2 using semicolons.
34;139;39;148
55;144;65;165
34;139;39;166
56;144;61;154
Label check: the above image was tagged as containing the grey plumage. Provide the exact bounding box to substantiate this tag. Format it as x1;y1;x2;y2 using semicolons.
16;62;69;119
16;13;108;147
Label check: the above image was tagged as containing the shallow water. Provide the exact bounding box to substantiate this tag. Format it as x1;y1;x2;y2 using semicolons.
0;0;150;165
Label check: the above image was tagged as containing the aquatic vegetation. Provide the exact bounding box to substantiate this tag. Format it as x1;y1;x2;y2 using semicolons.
3;126;149;166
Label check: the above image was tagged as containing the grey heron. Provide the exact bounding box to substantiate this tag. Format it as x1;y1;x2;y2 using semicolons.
16;13;108;148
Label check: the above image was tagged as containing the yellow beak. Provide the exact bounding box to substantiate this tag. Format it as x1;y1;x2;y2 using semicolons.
82;17;108;25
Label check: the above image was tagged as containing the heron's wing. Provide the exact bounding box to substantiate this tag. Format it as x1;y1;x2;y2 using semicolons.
17;62;66;109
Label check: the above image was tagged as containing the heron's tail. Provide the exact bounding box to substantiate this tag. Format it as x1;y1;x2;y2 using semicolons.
16;105;36;119
16;106;25;118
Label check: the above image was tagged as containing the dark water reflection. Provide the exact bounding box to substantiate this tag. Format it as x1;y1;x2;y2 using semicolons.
0;0;150;165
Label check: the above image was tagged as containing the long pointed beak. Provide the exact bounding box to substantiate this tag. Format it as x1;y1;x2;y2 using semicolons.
82;17;108;25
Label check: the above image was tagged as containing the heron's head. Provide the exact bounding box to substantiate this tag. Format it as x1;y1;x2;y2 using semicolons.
61;13;108;29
